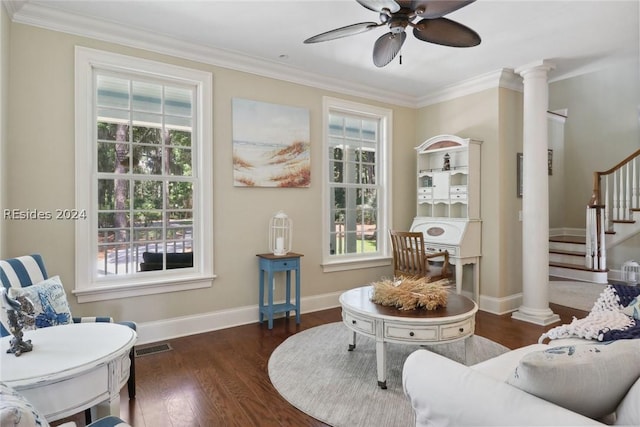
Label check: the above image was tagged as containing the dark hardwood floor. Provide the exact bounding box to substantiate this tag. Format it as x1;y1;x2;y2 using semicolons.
53;303;587;427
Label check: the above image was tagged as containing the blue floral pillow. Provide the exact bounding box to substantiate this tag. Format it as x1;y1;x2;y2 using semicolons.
622;296;640;320
8;276;72;330
0;381;50;426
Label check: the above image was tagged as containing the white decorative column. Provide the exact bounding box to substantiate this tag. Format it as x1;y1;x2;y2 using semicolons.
512;60;560;326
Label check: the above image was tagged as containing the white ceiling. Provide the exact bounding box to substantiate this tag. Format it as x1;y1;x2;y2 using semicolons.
6;0;640;107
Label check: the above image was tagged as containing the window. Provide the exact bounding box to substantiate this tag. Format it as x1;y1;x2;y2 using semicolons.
75;47;213;302
322;97;392;272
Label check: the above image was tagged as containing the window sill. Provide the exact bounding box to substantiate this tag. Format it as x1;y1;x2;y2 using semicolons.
72;274;216;303
321;256;392;273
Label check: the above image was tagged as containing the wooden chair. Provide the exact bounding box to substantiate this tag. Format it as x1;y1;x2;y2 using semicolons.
389;230;450;280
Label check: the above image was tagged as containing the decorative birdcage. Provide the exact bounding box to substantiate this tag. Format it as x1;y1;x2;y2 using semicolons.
269;211;292;256
622;260;639;285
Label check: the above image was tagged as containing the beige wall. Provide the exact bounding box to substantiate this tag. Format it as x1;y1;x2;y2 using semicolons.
5;23;417;322
415;88;525;303
4;18;638;325
0;3;9;257
548;115;567;229
549;60;640;228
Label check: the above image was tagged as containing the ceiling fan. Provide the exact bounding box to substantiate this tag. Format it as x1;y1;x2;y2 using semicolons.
304;0;481;68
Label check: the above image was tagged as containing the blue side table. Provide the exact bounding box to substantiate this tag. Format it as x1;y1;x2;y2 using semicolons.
257;252;303;329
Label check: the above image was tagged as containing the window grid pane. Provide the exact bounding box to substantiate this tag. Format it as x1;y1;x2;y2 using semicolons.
328;108;381;258
96;72;195;276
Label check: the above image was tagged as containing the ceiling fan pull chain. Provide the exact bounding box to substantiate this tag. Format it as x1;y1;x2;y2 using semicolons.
399;54;402;65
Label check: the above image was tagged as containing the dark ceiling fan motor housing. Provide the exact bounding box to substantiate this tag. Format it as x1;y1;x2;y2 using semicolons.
304;0;481;68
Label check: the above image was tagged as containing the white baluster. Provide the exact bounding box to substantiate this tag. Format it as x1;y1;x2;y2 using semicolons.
633;157;638;209
625;164;631;220
585;206;593;269
599;207;606;270
604;175;610;230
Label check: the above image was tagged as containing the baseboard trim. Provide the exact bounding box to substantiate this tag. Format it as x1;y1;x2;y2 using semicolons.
479;292;522;315
137;289;530;345
136;291;343;345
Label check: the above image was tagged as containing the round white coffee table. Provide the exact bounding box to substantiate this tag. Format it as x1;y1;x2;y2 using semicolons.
0;322;136;421
339;285;478;388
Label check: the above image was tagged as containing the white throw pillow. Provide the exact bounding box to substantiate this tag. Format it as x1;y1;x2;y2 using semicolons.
8;276;72;330
614;377;640;426
0;381;50;427
506;340;640;419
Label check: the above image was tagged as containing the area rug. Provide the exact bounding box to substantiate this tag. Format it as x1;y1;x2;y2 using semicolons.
549;280;607;312
268;322;509;427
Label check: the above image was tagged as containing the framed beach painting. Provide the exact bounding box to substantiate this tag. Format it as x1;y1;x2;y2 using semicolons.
232;98;310;187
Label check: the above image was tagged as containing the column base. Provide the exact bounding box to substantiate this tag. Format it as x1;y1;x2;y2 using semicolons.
511;306;560;326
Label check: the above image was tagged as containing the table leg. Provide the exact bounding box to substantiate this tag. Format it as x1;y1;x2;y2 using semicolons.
464;335;475;366
95;393;120;421
285;270;291;320
295;266;301;324
348;330;356;351
97;360;122;418
376;338;387;389
267;270;274;329
455;262;463;294
473;261;480;302
258;268;265;324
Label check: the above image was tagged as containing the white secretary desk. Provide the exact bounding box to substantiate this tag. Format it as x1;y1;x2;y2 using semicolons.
410;134;482;301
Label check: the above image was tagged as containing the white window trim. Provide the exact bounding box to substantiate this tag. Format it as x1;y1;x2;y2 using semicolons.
74;46;214;302
321;96;393;272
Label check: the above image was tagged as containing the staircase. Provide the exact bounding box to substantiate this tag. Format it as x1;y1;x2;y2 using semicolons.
549;235;607;283
549;149;640;283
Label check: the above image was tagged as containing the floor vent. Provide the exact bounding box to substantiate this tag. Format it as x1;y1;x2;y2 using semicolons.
135;343;172;357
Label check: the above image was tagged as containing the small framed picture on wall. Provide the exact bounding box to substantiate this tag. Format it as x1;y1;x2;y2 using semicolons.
517;152;523;198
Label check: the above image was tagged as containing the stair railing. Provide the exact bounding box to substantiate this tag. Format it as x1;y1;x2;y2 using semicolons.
586;148;640;269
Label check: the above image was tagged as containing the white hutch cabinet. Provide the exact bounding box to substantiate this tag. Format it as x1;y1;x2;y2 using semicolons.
409;135;482;300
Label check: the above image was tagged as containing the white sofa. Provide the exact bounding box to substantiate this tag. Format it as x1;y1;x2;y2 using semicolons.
403;339;640;426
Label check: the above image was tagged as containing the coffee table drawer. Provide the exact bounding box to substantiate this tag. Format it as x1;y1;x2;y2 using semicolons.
344;311;374;335
440;318;473;339
385;324;438;341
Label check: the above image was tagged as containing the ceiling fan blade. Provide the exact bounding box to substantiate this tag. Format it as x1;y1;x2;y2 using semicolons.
411;0;476;19
413;18;480;47
304;22;380;44
373;31;407;67
356;0;401;13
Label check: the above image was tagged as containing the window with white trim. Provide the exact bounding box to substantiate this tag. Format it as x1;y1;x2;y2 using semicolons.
75;47;213;302
322;97;392;272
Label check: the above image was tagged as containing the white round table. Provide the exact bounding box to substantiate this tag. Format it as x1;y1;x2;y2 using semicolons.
0;322;137;421
340;285;478;389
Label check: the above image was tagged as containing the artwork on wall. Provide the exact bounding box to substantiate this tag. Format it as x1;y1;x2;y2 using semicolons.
517;152;523;198
517;149;553;197
232;98;310;187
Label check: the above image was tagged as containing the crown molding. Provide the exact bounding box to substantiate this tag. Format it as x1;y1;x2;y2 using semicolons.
9;2;420;108
416;68;523;108
9;1;516;109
